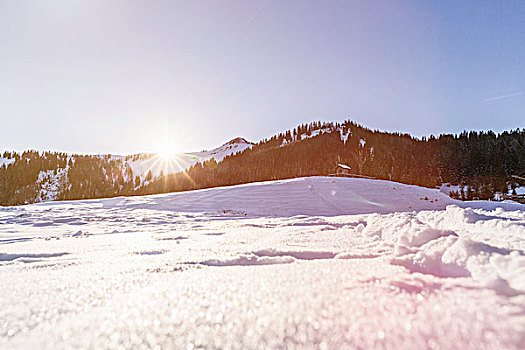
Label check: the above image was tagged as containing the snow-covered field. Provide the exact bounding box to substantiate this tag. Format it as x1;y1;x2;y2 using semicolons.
1;177;524;349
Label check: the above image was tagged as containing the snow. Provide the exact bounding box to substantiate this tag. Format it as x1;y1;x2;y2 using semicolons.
511;186;525;196
1;176;524;349
282;128;333;146
200;254;296;266
340;129;350;144
35;168;68;202
438;183;462;197
0;157;15;167
38;176;456;217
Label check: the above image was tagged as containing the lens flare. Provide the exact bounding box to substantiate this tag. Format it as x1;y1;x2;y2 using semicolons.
156;141;179;161
158;148;177;161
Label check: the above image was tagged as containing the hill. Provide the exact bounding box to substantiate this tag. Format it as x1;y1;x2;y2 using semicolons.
0;138;252;205
1;120;524;205
141;121;525;201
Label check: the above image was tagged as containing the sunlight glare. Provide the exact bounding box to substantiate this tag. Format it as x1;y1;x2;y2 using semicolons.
156;141;179;161
158;149;177;161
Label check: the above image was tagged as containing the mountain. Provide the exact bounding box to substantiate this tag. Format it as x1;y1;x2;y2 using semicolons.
0;138;253;205
140;121;525;200
1;120;524;206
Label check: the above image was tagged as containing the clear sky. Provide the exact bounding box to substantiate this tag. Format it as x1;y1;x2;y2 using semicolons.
1;0;524;154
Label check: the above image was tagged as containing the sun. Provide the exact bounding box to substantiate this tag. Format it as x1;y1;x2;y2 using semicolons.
156;142;179;161
157;148;177;161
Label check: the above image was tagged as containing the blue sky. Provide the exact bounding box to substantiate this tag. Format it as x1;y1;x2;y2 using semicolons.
1;1;524;154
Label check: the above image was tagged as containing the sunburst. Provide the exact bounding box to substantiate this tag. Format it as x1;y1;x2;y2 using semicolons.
143;143;197;186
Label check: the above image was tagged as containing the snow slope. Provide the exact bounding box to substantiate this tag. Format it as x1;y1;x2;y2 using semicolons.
1;177;524;349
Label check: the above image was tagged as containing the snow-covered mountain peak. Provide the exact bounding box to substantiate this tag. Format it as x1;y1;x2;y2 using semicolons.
224;137;252;146
192;137;252;158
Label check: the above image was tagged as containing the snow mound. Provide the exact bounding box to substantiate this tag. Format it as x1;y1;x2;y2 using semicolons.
392;234;525;295
44;176;456;217
360;207;525;295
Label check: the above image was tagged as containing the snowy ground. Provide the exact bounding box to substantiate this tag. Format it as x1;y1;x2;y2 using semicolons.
1;177;524;349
